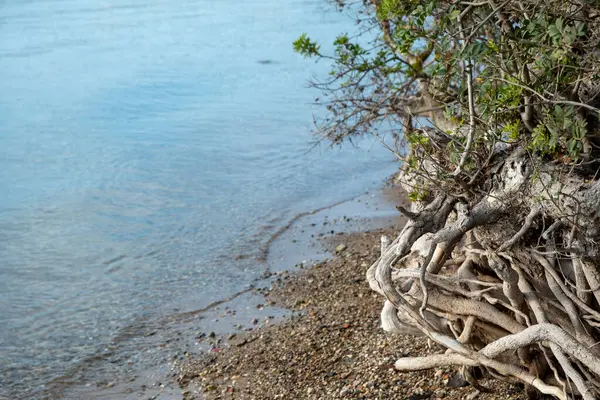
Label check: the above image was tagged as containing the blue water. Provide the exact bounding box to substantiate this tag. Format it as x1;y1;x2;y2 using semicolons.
0;0;396;397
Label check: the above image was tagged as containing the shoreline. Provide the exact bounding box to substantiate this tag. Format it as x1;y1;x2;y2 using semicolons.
176;189;527;399
58;181;404;399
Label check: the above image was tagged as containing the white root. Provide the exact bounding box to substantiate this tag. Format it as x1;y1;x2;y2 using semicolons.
425;332;566;399
380;235;391;255
367;148;600;398
394;353;478;370
552;348;593;400
480;323;600;376
544;267;588;342
480;323;598;399
381;300;423;336
581;259;600;306
573;257;592;305
458;316;477;343
534;253;600;324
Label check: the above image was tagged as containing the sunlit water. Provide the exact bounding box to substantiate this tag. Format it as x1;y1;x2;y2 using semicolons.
0;0;396;397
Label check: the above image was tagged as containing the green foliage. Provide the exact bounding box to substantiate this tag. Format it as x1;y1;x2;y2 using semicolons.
408;187;429;202
333;34;367;67
295;0;600;167
406;131;429;146
530;123;555;155
503;120;521;142
293;33;320;58
528;105;588;159
377;0;422;19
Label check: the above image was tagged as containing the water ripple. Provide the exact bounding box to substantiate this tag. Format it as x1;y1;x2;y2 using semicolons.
0;0;396;397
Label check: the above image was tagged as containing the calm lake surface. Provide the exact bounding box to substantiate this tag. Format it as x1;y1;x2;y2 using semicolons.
0;0;396;397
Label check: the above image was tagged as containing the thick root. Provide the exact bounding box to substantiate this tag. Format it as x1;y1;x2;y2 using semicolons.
369;149;600;398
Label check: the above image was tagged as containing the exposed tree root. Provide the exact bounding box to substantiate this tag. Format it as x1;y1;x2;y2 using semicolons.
368;148;600;398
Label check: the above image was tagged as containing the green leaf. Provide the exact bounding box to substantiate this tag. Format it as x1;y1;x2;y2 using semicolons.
576;21;586;37
555;17;564;32
293;33;321;58
487;40;499;53
548;25;561;43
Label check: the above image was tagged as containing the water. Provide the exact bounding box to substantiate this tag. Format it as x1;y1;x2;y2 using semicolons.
0;0;397;397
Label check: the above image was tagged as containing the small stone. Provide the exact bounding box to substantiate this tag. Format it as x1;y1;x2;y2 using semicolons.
446;372;469;388
251;318;259;325
336;244;347;253
205;384;216;392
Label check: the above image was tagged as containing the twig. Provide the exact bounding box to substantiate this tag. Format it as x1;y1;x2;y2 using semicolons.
497;207;541;252
453;15;477;176
493;77;600;112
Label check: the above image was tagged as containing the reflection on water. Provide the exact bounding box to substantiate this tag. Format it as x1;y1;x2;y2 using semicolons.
0;0;396;396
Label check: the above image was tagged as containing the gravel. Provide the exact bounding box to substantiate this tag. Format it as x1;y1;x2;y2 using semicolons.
177;229;527;400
